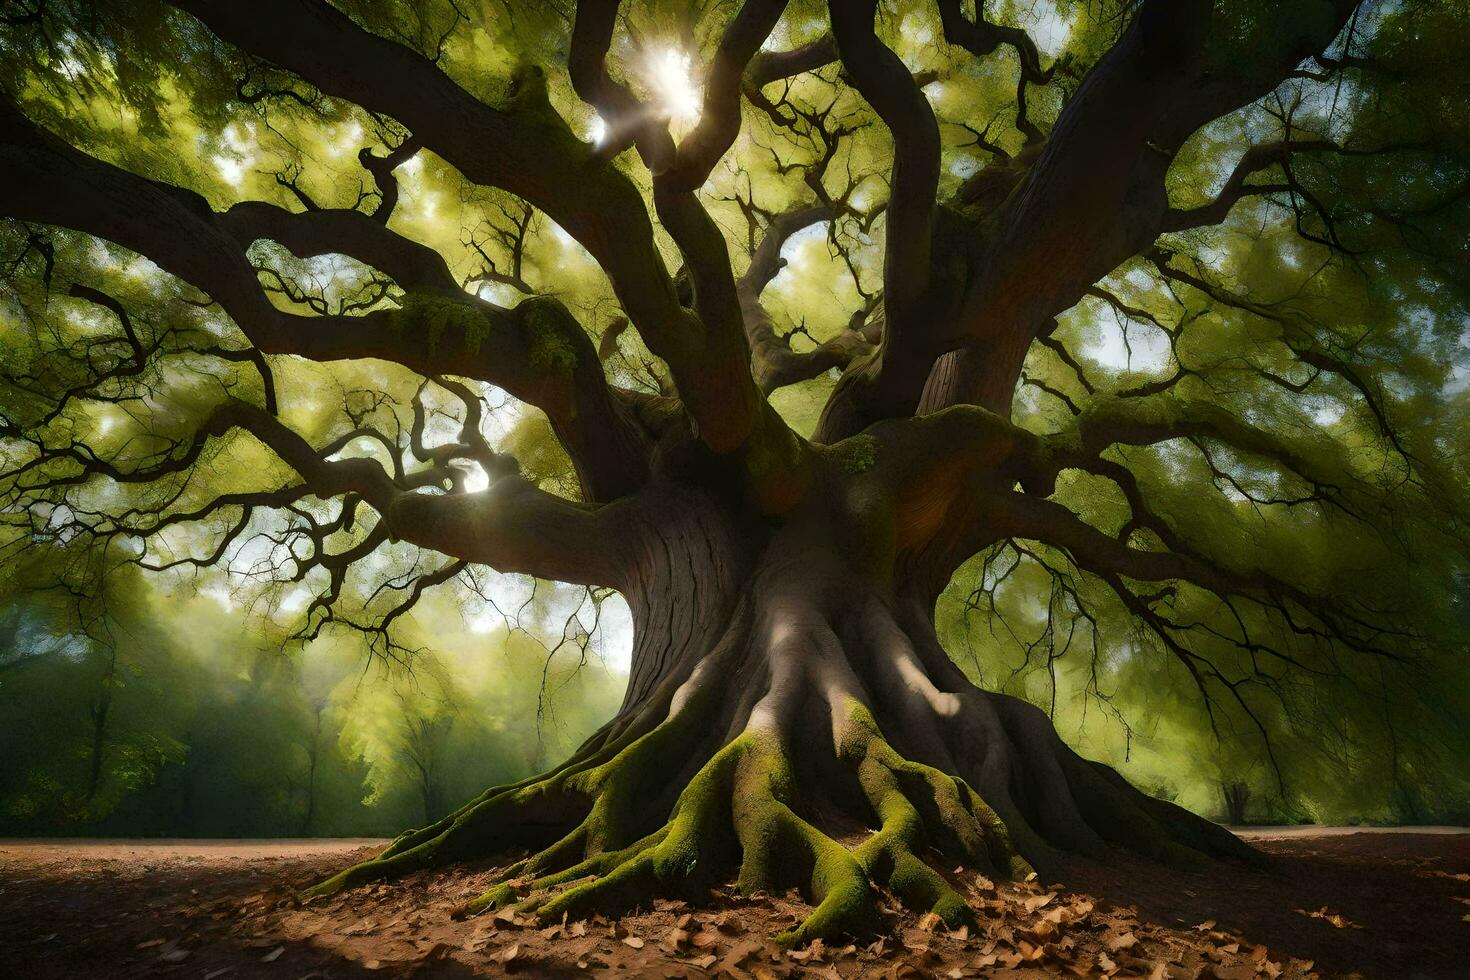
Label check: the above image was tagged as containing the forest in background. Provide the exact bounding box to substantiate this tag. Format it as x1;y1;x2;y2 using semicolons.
0;567;626;838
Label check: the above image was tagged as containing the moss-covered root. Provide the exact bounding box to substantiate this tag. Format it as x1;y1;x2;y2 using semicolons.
839;701;1028;929
332;703;1038;946
471;729;887;947
529;734;748;922
457;687;722;915
459;828;672;918
730;733;879;946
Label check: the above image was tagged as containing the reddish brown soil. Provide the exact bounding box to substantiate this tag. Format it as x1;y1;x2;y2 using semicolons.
1;831;1465;979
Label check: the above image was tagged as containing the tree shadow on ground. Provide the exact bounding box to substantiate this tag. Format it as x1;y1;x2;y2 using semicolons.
1057;832;1470;979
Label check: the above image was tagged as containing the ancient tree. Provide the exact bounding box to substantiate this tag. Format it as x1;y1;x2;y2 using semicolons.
2;0;1467;942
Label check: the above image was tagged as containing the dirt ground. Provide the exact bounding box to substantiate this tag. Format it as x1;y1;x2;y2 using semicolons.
1;830;1466;979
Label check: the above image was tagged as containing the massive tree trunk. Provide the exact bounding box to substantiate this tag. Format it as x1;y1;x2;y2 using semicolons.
308;458;1253;942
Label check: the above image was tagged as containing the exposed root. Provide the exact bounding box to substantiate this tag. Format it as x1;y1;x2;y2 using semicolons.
455;729;876;945
841;701;1027;931
444;697;1039;945
535;734;742;923
307;589;1259;945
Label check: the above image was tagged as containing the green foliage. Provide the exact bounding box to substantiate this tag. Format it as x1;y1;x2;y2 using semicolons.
935;519;1470;825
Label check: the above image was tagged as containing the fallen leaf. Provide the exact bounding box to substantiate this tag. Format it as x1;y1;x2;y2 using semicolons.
501;943;521;964
260;946;284;963
1024;893;1057;913
718;939;763;972
1019;940;1047;962
1295;906;1357;929
1105;931;1138;952
623;935;645;949
917;911;944;932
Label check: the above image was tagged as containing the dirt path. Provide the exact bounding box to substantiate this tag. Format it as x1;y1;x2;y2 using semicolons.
2;830;1466;979
1233;826;1470;839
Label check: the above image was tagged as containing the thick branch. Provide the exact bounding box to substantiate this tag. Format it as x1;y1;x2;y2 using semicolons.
0;97;650;500
746;34;837;88
829;0;939;341
843;0;1362;431
220;201;459;296
202;399;629;587
662;0;788;192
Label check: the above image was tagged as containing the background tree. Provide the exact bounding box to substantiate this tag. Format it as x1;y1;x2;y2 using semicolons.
1;0;1468;943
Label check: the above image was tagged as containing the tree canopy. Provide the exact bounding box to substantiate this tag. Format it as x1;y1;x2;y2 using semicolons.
2;0;1469;853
